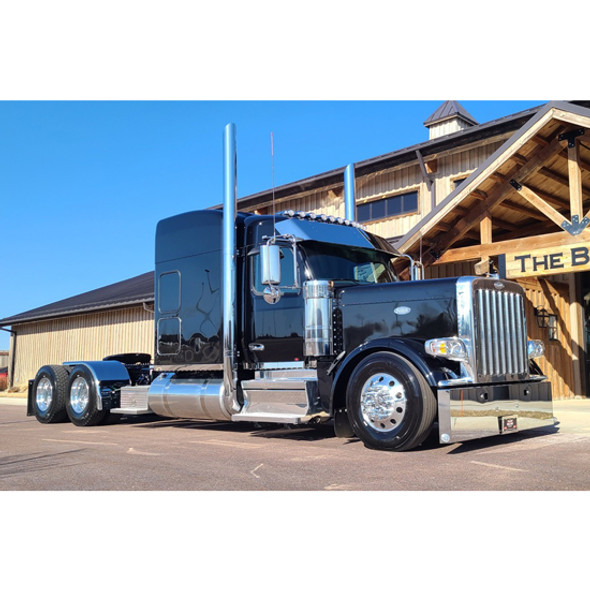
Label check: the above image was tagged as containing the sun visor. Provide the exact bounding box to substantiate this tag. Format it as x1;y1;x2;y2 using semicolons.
275;218;378;250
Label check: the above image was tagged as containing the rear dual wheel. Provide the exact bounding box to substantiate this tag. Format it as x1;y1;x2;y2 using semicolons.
65;366;109;426
32;365;70;423
346;352;437;451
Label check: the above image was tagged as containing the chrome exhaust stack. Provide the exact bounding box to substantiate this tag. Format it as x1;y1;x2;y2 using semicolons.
222;123;241;415
344;163;356;222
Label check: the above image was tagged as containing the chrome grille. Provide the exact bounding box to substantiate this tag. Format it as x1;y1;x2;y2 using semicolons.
474;287;528;379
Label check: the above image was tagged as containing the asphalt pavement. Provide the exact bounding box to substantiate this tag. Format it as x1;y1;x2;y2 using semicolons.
1;396;589;491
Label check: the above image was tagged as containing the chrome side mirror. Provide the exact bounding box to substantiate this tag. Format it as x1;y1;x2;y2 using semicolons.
260;242;281;286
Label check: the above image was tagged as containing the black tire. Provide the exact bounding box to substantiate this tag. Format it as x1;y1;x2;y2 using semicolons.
32;365;70;424
346;352;437;451
66;366;109;426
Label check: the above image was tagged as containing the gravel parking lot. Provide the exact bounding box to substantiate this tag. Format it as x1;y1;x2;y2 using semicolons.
1;397;590;491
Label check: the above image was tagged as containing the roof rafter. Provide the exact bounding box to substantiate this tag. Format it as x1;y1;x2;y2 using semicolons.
418;130;567;264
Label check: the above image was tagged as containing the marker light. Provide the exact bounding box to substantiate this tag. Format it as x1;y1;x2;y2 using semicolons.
425;338;468;362
527;339;545;359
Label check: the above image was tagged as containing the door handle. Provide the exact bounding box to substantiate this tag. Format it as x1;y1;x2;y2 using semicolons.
248;343;265;352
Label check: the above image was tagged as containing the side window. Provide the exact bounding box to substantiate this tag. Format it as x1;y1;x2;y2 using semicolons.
252;246;298;294
158;271;181;314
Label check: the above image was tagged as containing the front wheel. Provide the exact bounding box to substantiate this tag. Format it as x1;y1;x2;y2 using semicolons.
66;366;108;426
346;352;437;451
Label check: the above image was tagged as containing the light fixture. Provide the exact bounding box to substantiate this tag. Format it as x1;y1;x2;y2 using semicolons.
535;307;550;329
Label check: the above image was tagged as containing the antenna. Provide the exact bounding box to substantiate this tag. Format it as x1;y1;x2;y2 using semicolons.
271;131;277;236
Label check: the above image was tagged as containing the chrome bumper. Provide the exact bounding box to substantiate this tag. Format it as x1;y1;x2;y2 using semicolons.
437;381;554;444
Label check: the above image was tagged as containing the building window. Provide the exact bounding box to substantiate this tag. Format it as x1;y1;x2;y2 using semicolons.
452;177;467;190
357;191;418;223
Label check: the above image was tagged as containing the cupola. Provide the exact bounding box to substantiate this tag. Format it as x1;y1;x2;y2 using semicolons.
424;100;478;140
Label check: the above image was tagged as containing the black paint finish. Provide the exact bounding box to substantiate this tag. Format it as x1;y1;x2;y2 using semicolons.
154;210;251;367
338;278;458;353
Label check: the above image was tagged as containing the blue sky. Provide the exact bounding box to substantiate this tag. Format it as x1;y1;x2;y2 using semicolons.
0;100;545;348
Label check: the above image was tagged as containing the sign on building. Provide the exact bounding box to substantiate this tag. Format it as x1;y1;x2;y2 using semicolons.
498;241;590;279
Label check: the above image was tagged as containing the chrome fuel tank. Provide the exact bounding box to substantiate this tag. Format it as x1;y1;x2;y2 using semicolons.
148;373;232;421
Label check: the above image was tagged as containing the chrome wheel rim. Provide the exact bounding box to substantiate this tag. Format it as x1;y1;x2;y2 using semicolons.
70;376;90;415
36;377;53;412
360;372;407;433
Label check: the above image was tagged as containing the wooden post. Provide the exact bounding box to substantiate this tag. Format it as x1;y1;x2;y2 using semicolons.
475;214;493;274
568;274;585;397
568;140;584;220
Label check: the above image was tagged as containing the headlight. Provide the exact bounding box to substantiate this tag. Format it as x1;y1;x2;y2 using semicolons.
425;338;468;362
527;339;545;359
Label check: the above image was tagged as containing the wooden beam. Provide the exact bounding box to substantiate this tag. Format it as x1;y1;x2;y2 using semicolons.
500;199;549;221
515;182;571;230
520;183;570;210
435;231;585;264
553;109;590;129
443;204;517;232
493;218;567;242
474;189;547;221
435;221;452;232
568;140;584;219
537;166;570;188
535;133;590;174
493;218;519;232
537;166;590;201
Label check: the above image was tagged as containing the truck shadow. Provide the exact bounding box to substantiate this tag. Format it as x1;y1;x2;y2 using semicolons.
127;415;339;442
117;415;560;451
443;423;560;454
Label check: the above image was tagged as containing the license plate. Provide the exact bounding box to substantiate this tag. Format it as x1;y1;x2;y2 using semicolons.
501;417;518;433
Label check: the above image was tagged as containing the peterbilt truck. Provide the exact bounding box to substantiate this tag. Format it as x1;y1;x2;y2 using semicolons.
28;124;554;451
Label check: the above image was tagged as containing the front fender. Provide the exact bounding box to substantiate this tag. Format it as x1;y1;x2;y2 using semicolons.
329;338;451;414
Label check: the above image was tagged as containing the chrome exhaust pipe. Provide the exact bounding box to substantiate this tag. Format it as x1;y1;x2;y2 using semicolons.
344;163;356;221
222;123;241;415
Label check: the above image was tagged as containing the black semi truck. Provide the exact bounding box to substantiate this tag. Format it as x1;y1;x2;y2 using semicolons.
28;124;554;451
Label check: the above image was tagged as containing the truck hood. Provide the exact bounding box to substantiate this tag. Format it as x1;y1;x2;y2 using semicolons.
336;278;459;349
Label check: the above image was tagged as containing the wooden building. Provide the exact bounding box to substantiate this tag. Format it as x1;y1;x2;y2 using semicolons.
1;100;589;399
397;101;590;399
0;273;154;388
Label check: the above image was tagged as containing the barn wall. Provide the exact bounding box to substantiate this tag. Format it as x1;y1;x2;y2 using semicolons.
519;277;575;399
12;306;154;386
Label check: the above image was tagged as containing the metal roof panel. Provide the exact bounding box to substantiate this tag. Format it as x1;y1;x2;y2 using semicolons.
0;272;155;326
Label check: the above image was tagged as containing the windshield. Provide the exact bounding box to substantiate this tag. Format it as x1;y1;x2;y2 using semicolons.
301;242;398;284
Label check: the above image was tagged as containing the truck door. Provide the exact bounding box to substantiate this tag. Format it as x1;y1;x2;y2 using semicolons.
247;244;305;364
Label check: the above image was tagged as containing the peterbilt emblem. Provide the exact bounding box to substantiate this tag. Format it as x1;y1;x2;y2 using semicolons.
394;306;411;316
494;281;505;290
